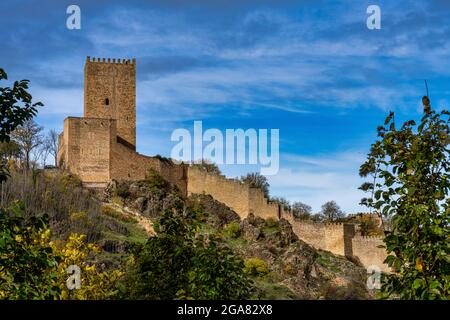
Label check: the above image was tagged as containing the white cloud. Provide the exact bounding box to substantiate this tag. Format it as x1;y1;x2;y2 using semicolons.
217;151;369;214
32;86;83;116
268;151;368;213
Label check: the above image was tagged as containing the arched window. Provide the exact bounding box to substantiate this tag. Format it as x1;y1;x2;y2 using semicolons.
105;98;110;106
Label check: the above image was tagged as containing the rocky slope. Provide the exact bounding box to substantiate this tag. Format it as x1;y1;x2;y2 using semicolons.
99;178;373;300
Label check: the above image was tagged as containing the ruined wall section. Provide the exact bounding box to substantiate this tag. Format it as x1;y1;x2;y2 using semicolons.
352;236;390;272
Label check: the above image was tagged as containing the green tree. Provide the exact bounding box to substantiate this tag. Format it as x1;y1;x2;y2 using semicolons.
292;201;312;220
186;236;252;299
0;68;42;181
0;141;21;161
242;172;270;198
359;97;450;299
192;159;221;175
0;201;60;299
271;196;291;211
121;210;252;300
320;200;345;222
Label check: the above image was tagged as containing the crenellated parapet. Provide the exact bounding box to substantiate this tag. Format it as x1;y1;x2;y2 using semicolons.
352;235;390;272
86;56;136;64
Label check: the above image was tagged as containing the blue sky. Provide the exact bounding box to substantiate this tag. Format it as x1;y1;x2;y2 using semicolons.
1;0;450;213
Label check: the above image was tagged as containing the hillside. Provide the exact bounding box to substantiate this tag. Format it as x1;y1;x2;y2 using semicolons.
1;168;373;299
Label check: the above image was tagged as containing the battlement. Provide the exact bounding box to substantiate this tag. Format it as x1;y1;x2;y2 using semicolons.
86;56;136;65
324;222;344;228
352;235;384;242
84;56;136;148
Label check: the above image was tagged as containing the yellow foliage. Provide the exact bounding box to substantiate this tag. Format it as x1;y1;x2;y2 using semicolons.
244;258;269;276
0;227;123;300
51;233;123;300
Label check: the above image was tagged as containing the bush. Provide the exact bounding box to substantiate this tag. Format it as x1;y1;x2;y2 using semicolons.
244;258;269;277
120;210;252;300
0;204;60;299
115;182;131;199
262;218;281;236
265;217;278;228
223;221;240;238
145;168;169;191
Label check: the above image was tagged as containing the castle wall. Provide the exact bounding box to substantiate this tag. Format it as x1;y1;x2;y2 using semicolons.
280;213;358;257
187;166;250;219
110;142;187;195
352;236;390;272
324;223;346;256
248;187;280;220
84;57;136;148
281;215;327;250
187;166;280;220
58;56;390;272
61;117;113;184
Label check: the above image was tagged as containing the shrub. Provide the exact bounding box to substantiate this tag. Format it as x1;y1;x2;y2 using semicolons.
111;196;123;207
115;182;130;199
262;218;281;236
145;168;169;190
265;217;278;228
223;221;240;238
120;210;252;300
51;233;123;300
244;258;269;277
0;204;60;299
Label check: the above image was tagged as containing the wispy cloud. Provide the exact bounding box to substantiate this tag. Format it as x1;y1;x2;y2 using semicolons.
1;0;450;212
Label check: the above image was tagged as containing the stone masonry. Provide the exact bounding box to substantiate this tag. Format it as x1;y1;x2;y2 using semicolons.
58;57;389;272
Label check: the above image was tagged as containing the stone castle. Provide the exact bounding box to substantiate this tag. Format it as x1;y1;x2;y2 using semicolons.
58;57;389;272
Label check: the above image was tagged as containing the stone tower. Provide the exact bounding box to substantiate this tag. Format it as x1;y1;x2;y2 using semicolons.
84;56;136;149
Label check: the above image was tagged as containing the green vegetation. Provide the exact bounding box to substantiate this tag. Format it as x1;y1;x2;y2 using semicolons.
0;67;42;181
145;168;169;191
0;203;60;299
241;172;270;198
244;258;269;276
119;209;252;300
223;221;240;238
261;218;281;236
360;98;450;299
0;202;121;300
252;280;299;300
